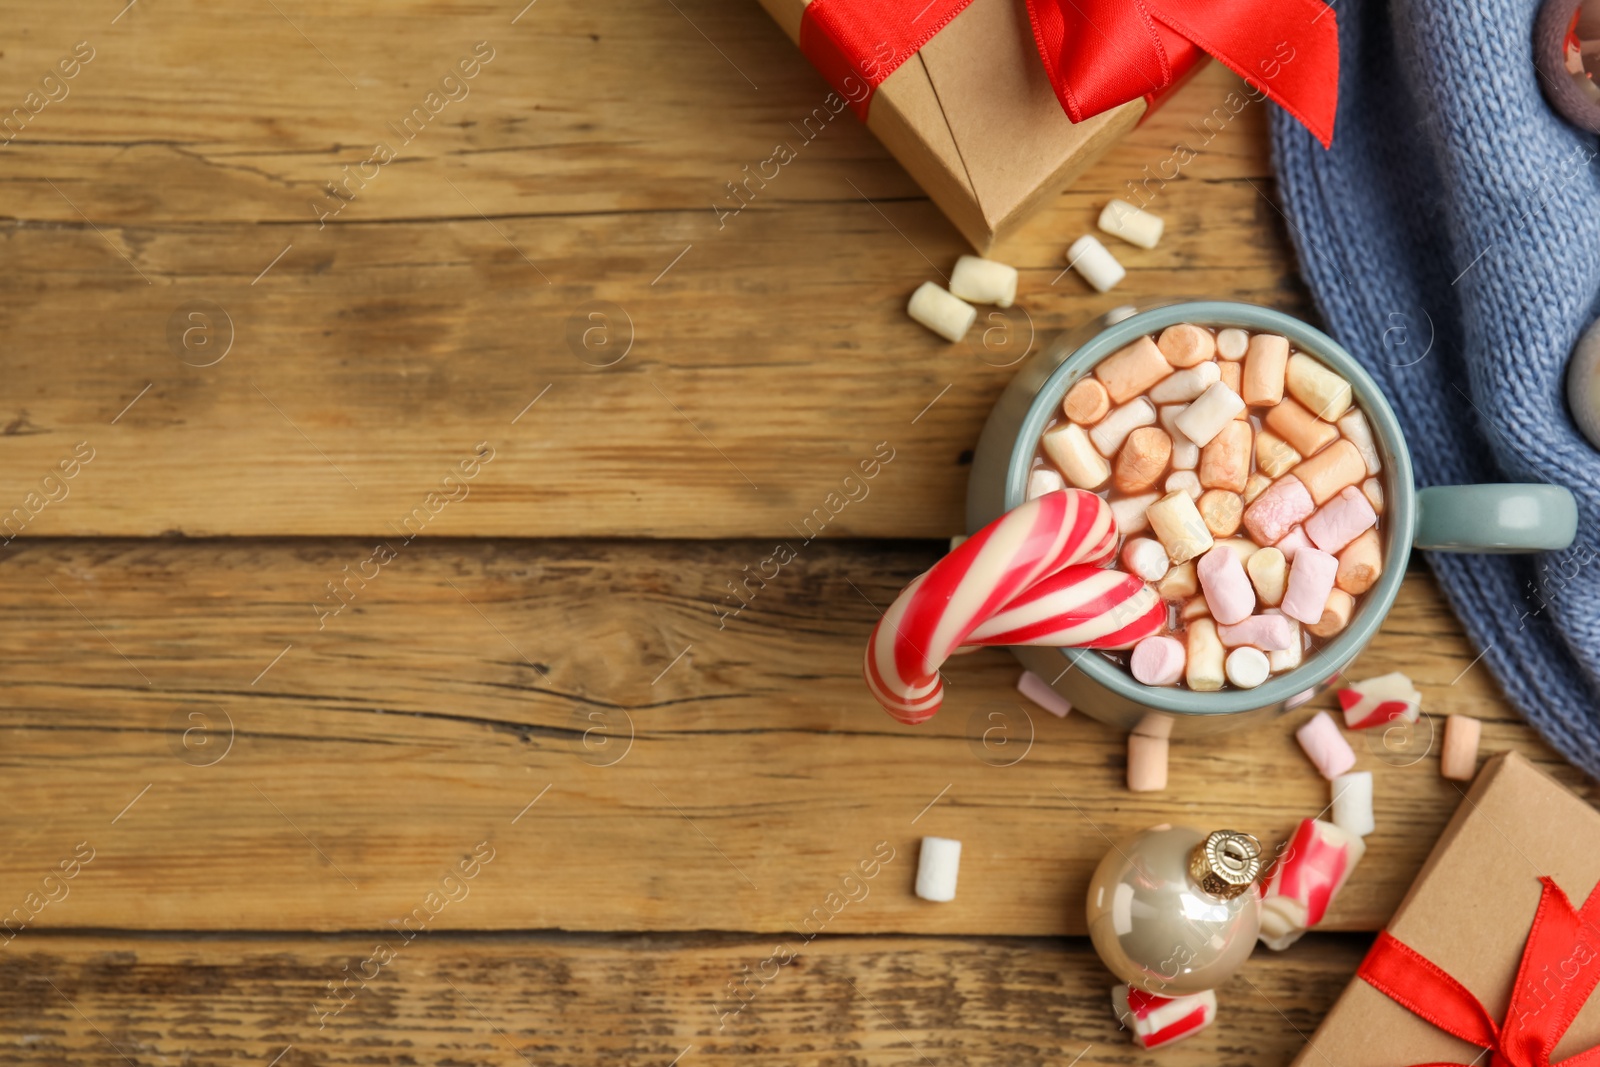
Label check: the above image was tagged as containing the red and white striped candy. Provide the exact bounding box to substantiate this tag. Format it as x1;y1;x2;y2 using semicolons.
963;565;1164;649
1338;670;1421;729
864;490;1130;725
1258;817;1366;951
1111;984;1217;1049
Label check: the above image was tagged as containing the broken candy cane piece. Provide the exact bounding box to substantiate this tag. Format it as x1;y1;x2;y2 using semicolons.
1127;732;1169;791
1016;670;1072;718
1296;710;1357;779
1042;423;1111;490
1097;199;1165;249
1331;771;1374;837
1226;646;1271;689
1131;635;1186;687
915;837;961;902
1121;538;1171;583
949;254;1018;307
1281;547;1338;626
1337;671;1421;729
1112;985;1217;1049
1067;235;1126;294
1441;715;1482;781
907;282;976;342
1258;817;1366;950
1026;467;1065;501
1197;544;1255;625
1174;382;1246;447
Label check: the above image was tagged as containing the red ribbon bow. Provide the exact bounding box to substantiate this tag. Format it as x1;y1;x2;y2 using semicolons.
799;0;1338;148
1359;877;1600;1067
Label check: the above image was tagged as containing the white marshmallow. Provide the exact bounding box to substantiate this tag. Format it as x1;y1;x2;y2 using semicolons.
1174;383;1246;447
1110;491;1160;535
1066;235;1125;293
1158;405;1200;469
915;836;962;902
907;282;976;342
1225;646;1271;689
949;254;1018;308
1336;409;1382;475
1097;199;1165;249
1121;538;1171;582
1027;466;1065;500
1268;618;1304;673
1041;422;1111;489
1216;328;1249;360
1331;771;1374;837
1089;397;1158;456
1149;361;1222;404
1165;470;1202;500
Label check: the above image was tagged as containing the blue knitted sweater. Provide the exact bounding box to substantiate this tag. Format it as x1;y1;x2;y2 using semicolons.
1269;0;1600;775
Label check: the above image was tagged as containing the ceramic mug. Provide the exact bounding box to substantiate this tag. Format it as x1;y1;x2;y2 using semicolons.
967;300;1579;736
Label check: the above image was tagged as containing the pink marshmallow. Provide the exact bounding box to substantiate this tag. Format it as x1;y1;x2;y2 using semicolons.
1295;710;1357;779
1276;525;1312;561
1216;614;1295;650
1243;475;1316;545
1017;671;1073;717
1304;486;1378;554
1281;547;1338;625
1130;635;1186;686
1196;546;1255;625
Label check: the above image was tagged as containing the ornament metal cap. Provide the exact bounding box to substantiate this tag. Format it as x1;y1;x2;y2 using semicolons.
1189;830;1263;899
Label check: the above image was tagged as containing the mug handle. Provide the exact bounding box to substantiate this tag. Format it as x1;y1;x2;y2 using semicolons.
1414;484;1579;552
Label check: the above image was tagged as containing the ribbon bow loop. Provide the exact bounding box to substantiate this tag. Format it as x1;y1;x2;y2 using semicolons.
1360;878;1600;1067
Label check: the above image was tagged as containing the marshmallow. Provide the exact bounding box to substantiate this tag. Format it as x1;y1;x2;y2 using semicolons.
1255;430;1302;479
1218;359;1242;397
1149;360;1221;403
915;837;962;902
1258;818;1365;950
1441;715;1482;781
1268;619;1304;673
1198;424;1251;496
1112;985;1217;1050
1197;544;1255;625
1121;538;1172;582
1147;490;1214;564
1215;537;1258;566
1184;618;1225;691
1131;635;1187;687
1157;323;1217;368
1362;477;1384;515
1174;382;1246;447
1243;472;1272;504
1294;439;1368;506
1098;199;1165;249
1017;670;1073;718
1275;525;1312;561
1286;353;1353;420
1114;427;1173;493
1337;409;1382;475
1127;732;1170;791
948;535;967;552
1243;476;1317;545
1158;405;1200;469
1246;547;1287;607
1282;547;1339;626
1265;398;1339;457
1109;491;1159;535
1095;336;1173;403
1331;771;1374;837
1242;333;1289;406
949;254;1019;307
1165;470;1202;500
1338;671;1421;729
1216;328;1249;360
1157;560;1198;599
1305;485;1378;553
907;282;976;342
1026;466;1065;501
1042;422;1111;489
1296;710;1357;779
1196;489;1243;537
1090;397;1159;456
1307;588;1355;637
1064;378;1111;424
1067;235;1126;293
1181;596;1211;622
1225;646;1271;688
1216;614;1295;650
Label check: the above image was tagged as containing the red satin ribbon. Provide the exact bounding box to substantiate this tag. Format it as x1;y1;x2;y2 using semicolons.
1359;877;1600;1067
798;0;1338;147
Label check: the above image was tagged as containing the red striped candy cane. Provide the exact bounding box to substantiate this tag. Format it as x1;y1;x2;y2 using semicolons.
965;565;1164;649
863;489;1130;724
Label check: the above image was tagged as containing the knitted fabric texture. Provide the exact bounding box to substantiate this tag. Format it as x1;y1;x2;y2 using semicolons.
1269;0;1600;774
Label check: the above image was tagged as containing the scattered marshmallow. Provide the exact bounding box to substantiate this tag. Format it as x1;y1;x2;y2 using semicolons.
1225;646;1271;689
1296;710;1357;779
1441;715;1482;781
907;282;976;342
1258;818;1365;950
1027;466;1065;501
1112;985;1216;1049
1338;671;1421;730
949;254;1018;307
915;837;962;902
1196;489;1243;538
1131;635;1186;686
1275;525;1313;562
1097;199;1165;250
1121;538;1171;582
1127;732;1169;791
948;535;967;552
1017;670;1072;718
1362;477;1384;515
1067;235;1126;293
1331;771;1374;837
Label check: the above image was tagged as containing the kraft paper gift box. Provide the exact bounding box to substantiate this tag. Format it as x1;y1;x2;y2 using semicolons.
1291;752;1600;1066
755;0;1178;253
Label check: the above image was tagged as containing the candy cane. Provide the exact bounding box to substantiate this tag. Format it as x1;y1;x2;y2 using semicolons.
964;565;1164;649
863;490;1129;724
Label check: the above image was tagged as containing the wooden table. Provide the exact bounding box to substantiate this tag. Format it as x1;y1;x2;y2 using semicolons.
0;2;1588;1064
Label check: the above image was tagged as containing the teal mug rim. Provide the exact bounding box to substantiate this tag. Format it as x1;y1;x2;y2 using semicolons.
1002;301;1416;717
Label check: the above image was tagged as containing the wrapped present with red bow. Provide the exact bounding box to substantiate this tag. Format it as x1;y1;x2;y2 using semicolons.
1292;752;1600;1067
755;0;1339;251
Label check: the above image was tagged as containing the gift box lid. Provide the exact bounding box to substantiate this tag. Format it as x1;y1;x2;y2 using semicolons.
1292;752;1600;1066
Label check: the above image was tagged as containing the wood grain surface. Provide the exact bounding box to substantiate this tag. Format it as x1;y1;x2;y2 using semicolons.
0;539;1577;935
0;931;1363;1066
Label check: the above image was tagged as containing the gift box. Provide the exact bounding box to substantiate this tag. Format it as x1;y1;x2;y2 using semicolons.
1291;752;1600;1067
756;0;1339;252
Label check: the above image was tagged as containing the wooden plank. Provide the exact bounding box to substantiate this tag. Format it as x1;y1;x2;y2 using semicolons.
0;931;1363;1065
0;539;1579;935
0;0;1305;538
